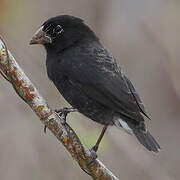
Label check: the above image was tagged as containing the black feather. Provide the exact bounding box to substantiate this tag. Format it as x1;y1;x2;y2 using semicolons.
33;15;161;153
133;129;161;152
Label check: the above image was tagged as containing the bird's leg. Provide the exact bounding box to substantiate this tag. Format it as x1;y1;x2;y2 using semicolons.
89;125;108;162
44;107;78;133
91;125;108;152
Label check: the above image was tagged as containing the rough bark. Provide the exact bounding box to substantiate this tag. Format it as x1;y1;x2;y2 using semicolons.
0;36;119;180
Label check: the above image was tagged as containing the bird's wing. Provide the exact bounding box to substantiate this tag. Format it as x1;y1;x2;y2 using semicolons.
66;45;149;122
123;75;150;119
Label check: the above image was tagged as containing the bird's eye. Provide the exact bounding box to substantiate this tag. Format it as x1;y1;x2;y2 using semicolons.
55;25;63;34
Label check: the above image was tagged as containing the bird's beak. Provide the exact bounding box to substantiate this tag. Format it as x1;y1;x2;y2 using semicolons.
30;26;52;45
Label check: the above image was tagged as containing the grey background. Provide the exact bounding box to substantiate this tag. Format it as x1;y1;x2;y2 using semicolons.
0;0;180;179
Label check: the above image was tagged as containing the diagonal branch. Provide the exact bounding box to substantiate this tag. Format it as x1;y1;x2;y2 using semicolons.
0;36;119;180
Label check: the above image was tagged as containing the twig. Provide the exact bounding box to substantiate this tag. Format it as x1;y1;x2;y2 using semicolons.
0;36;11;82
0;70;10;82
0;36;119;180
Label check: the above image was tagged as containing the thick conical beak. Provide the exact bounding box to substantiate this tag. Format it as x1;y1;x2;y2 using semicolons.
30;26;52;45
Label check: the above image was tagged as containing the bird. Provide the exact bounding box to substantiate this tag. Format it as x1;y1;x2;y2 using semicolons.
30;15;161;154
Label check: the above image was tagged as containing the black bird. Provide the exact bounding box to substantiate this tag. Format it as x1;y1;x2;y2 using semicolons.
30;15;161;153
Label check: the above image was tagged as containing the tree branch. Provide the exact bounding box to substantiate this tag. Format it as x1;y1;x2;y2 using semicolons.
0;36;119;180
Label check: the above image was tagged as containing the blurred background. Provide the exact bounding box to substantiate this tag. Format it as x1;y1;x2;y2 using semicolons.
0;0;180;179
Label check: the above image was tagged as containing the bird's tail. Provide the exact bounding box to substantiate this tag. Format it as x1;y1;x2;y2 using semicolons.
132;129;161;153
114;118;161;153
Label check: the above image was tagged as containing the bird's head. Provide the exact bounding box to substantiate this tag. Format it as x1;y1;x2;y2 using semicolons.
30;15;98;51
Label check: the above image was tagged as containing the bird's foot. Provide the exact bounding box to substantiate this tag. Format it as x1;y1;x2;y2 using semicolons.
55;107;78;125
44;125;47;133
44;107;77;133
55;107;78;120
87;146;98;166
91;145;98;152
